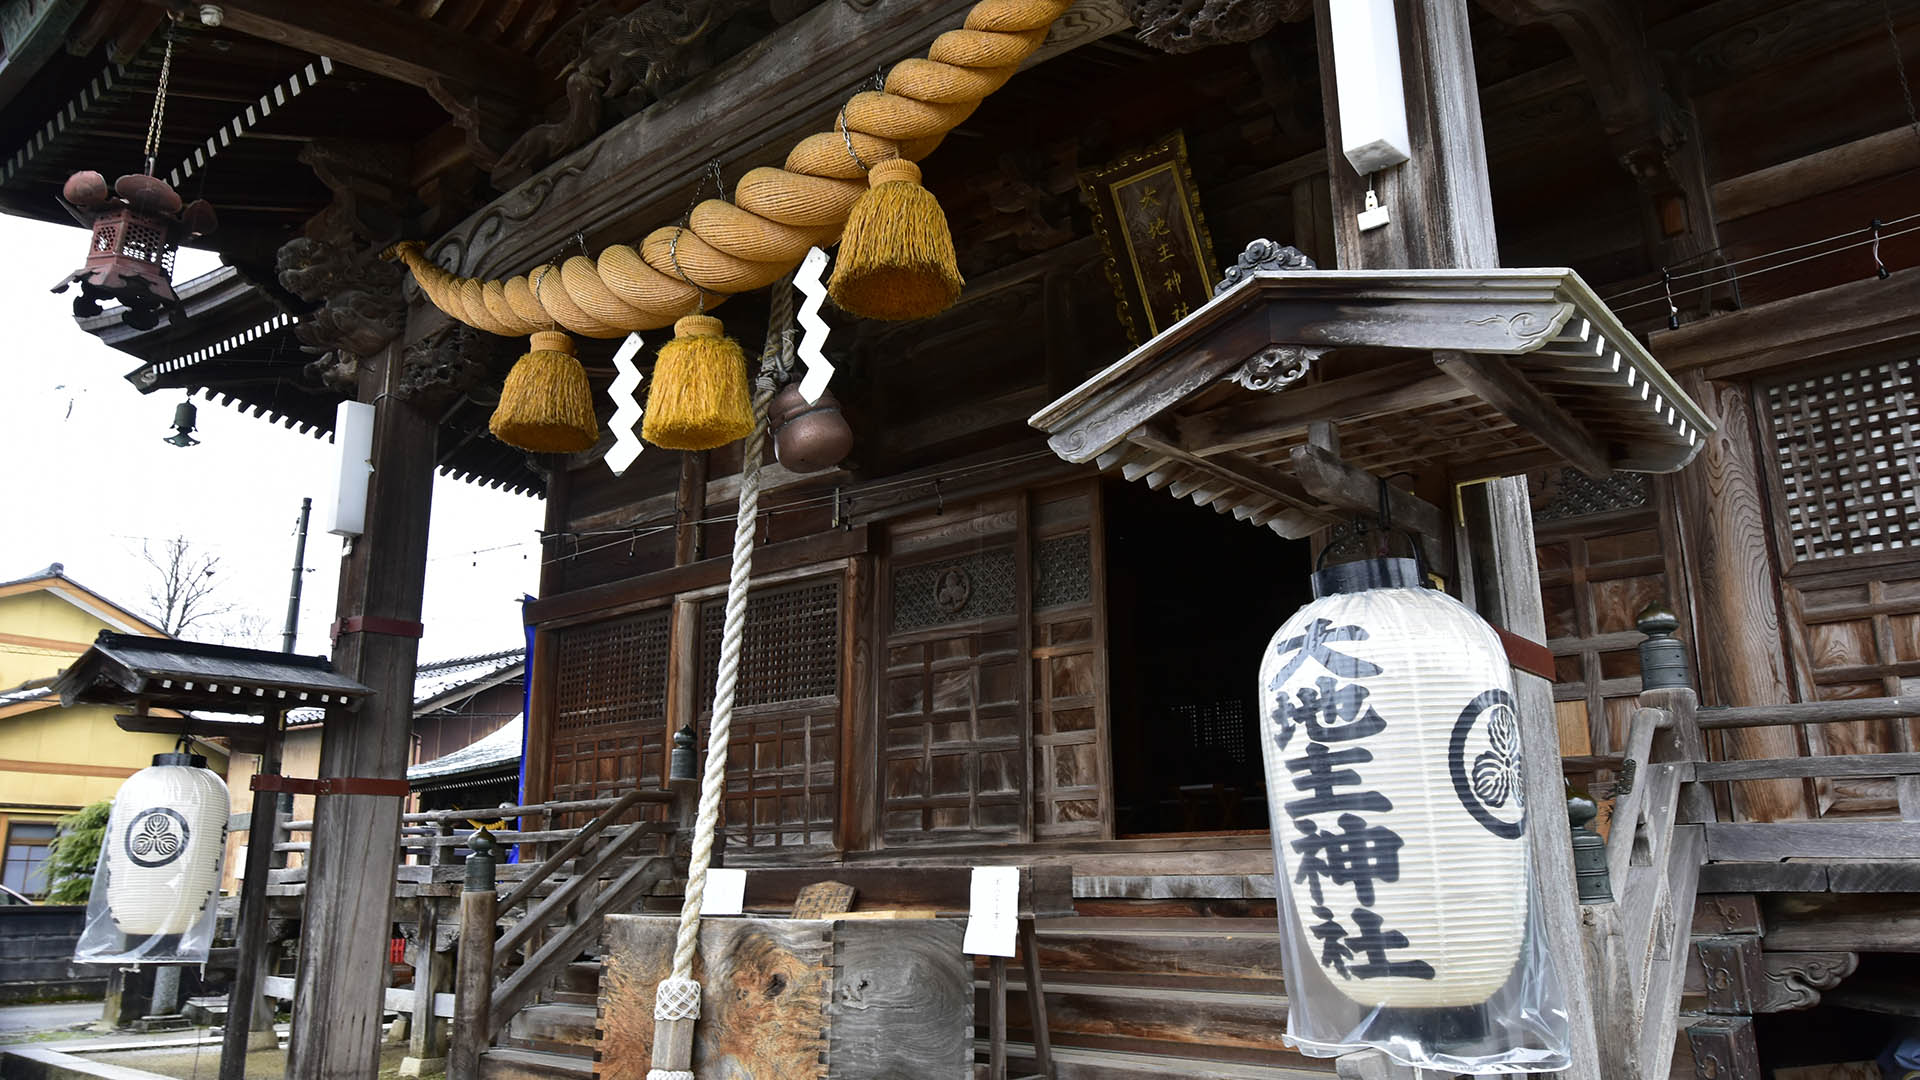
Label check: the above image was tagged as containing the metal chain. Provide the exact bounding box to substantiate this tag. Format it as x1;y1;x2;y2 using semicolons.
143;32;175;176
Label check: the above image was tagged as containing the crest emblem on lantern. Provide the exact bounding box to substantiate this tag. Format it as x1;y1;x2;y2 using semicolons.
125;808;189;868
1450;689;1526;839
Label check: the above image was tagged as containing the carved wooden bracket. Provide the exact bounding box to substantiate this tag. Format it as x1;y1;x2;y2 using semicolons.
1759;951;1857;1012
1127;0;1308;54
397;325;497;404
276;235;408;387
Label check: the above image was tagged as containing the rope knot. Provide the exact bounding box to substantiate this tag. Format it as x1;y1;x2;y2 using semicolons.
654;976;702;1021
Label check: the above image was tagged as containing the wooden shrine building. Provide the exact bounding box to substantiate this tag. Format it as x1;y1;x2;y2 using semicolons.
4;0;1920;1077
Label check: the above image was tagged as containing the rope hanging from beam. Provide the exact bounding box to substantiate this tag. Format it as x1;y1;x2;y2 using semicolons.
645;280;794;1080
382;0;1073;333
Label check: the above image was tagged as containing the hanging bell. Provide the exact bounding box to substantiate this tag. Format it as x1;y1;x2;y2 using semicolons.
768;383;852;474
163;401;199;447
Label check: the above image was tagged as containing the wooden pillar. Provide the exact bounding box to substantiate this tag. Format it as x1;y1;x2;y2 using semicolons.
1674;371;1807;821
288;342;439;1080
401;898;449;1076
1313;2;1599;1075
220;717;285;1079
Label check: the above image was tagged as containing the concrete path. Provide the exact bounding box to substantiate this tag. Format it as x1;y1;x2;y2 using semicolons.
0;1001;103;1036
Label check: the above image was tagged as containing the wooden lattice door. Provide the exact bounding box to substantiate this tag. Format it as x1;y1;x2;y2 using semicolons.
1761;357;1920;814
880;501;1030;846
548;607;672;824
695;576;843;850
1029;483;1109;837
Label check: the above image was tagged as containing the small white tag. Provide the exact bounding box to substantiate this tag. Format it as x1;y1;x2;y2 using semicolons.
701;868;746;916
1357;188;1390;232
960;866;1020;957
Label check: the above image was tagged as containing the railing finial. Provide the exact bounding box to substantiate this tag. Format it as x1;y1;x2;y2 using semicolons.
464;828;496;892
1568;785;1614;904
1637;601;1690;691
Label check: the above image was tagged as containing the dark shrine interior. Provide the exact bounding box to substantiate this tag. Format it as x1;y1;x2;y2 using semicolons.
1103;476;1312;837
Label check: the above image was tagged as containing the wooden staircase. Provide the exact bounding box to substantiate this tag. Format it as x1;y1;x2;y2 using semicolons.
451;784;696;1080
983;916;1328;1079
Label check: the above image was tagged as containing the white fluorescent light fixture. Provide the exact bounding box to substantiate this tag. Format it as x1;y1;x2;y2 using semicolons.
1330;0;1412;175
327;400;376;537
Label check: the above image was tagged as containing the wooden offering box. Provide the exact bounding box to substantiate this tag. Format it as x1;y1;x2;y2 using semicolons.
597;915;972;1080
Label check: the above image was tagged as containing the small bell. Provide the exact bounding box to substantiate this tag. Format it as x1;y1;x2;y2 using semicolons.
164;401;199;447
669;724;697;782
768;382;852;473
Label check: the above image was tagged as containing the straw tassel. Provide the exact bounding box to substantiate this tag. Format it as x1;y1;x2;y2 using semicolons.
489;331;600;453
641;315;755;451
827;158;963;321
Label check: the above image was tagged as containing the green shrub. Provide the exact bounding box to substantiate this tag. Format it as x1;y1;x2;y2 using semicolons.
43;801;111;905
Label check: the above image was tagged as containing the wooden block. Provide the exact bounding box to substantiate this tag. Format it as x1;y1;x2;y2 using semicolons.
832;908;939;920
1692;895;1763;936
599;915;970;1080
793;881;856;919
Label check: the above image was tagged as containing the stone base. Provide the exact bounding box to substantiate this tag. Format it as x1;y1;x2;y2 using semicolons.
130;1014;191;1033
398;1056;447;1077
246;1027;280;1050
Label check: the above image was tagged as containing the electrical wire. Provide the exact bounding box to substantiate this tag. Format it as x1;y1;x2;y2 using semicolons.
1607;219;1920;319
1599;209;1920;306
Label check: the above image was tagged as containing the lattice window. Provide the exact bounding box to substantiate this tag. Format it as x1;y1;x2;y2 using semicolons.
892;547;1017;633
554;609;671;732
1033;531;1092;610
548;608;672;819
1170;699;1255;767
1532;469;1651;522
697;578;841;711
1766;359;1920;563
696;577;842;849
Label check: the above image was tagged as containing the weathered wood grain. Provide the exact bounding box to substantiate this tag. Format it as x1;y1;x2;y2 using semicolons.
1692;751;1920;782
1705;821;1920;861
1672;372;1808;822
599;916;971;1080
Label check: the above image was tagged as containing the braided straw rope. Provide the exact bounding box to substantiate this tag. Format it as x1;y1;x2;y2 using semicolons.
387;0;1073;332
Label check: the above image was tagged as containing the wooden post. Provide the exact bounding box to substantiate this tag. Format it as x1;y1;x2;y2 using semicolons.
288;341;439;1080
1672;370;1807;822
220;713;286;1078
401;898;449;1076
1312;2;1600;1075
451;832;497;1080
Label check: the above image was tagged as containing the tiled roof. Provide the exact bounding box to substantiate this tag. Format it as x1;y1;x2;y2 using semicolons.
408;714;523;783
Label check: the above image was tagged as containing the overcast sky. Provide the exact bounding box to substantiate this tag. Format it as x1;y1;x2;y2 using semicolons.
0;215;543;665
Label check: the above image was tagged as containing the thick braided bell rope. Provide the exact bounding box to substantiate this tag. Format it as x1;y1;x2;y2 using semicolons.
387;0;1073;334
643;285;794;1080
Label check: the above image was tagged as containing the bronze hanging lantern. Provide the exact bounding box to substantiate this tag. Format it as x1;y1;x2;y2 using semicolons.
768;382;852;473
49;32;215;331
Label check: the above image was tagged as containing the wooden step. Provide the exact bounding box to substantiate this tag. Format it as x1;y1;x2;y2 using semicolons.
976;980;1309;1070
507;1002;598;1052
479;1047;594;1080
982;1040;1335;1079
983;921;1288;993
547;961;602;1004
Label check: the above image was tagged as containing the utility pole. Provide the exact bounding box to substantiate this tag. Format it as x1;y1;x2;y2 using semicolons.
283;497;312;653
222;497;310;1079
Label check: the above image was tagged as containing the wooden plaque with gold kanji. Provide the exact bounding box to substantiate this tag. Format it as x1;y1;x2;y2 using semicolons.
1077;129;1219;346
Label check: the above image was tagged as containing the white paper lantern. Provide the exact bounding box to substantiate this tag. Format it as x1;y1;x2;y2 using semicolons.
1259;559;1526;1009
106;752;230;936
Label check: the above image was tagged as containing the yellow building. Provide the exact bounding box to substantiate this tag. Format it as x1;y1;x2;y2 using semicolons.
0;563;227;897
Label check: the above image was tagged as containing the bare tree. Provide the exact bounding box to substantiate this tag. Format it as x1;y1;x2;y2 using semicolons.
140;536;239;639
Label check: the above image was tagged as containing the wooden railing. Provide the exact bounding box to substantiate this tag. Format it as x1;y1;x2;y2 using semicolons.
269;783;699;1079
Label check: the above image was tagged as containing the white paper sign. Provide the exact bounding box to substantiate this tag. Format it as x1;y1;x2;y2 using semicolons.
700;868;747;916
961;866;1019;957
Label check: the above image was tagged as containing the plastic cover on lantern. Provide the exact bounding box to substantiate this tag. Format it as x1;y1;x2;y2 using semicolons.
1257;556;1570;1073
75;751;229;965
